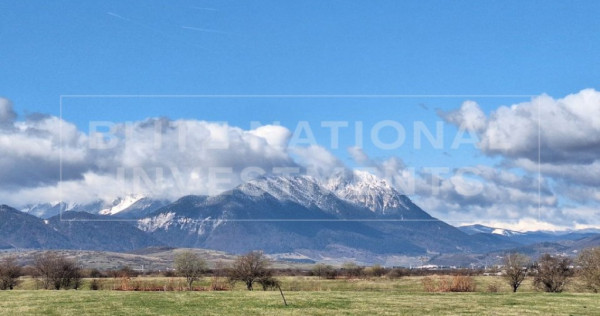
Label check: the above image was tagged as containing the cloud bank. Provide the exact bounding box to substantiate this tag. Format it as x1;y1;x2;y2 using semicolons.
0;89;599;230
436;88;600;229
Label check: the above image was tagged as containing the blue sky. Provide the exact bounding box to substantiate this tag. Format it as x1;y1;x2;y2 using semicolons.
5;0;597;166
2;0;599;107
1;1;599;230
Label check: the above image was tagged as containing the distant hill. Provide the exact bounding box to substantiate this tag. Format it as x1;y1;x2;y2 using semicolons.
46;212;162;251
137;172;518;260
0;205;160;252
4;172;600;265
0;205;70;249
458;224;600;245
21;195;169;219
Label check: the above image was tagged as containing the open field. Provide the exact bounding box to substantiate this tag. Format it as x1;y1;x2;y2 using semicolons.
7;275;591;293
2;276;599;315
0;290;598;315
0;248;313;270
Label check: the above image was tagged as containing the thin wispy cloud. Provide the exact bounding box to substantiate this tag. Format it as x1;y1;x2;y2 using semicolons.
191;7;219;12
181;26;228;34
106;12;130;21
106;12;207;50
106;11;181;39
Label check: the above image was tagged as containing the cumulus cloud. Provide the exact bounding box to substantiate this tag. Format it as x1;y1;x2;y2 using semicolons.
341;145;571;229
346;147;556;208
437;100;487;132
291;145;345;178
1;89;598;230
435;89;600;229
0;115;89;188
0;111;300;204
444;89;600;164
0;98;17;127
348;146;370;165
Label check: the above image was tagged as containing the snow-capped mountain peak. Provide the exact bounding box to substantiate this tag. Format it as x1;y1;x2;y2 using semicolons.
237;170;415;216
239;175;332;209
322;170;409;213
20;195;170;219
458;224;523;237
99;194;146;215
21;201;104;219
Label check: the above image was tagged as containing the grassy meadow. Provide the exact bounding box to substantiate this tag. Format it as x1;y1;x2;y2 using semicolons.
1;276;599;315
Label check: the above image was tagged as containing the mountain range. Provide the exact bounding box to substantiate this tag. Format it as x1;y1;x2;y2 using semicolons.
20;195;170;219
2;171;599;265
0;205;159;251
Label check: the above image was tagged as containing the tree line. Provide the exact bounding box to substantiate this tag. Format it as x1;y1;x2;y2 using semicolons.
502;249;599;293
1;247;600;294
1;252;82;290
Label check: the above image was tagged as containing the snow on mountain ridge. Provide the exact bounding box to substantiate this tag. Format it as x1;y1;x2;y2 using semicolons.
99;194;146;215
137;212;176;232
322;170;409;213
21;201;104;219
239;175;336;210
21;195;168;219
22;170;411;219
459;224;524;236
238;170;412;215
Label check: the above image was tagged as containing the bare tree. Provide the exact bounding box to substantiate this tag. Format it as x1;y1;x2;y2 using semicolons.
210;260;228;291
0;257;22;290
33;252;81;290
342;262;364;278
365;264;386;277
256;275;287;306
56;257;82;290
228;251;272;291
34;252;58;289
502;253;530;292
174;251;207;290
312;263;336;279
576;247;600;293
533;254;573;293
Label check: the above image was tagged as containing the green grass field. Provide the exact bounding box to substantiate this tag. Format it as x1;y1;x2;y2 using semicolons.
1;277;598;315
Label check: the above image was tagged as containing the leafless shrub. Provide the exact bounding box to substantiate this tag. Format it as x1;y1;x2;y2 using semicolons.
487;283;500;293
0;257;22;290
342;262;364;279
90;279;100;290
503;253;531;292
227;251;273;291
210;261;229;291
364;264;387;277
422;276;437;292
533;254;573;293
174;251;207;290
387;268;408;279
33;252;81;290
312;263;338;279
577;247;600;293
450;275;476;292
422;275;476;292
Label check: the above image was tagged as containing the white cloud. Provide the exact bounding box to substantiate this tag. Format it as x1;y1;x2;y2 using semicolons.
291;145;345;178
479;89;600;163
0;98;17;126
344;147;567;228
1;89;598;230
434;88;600;229
463;218;570;233
348;146;370;164
438;100;487;132
0;114;89;188
440;89;600;165
0;113;299;205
